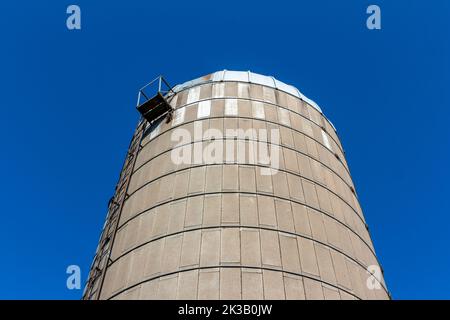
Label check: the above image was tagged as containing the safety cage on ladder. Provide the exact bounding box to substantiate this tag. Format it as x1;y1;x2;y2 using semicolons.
136;75;175;124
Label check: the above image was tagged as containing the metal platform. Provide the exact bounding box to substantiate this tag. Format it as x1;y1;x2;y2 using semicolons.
136;76;175;123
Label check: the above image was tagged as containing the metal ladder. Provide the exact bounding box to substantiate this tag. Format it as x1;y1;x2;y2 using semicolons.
82;119;146;300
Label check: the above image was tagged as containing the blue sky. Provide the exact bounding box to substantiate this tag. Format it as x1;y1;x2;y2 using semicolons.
1;0;449;299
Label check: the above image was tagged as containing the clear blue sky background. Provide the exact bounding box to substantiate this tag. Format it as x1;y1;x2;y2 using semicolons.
1;0;449;299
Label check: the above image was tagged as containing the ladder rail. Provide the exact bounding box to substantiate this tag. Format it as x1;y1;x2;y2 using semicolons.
82;119;146;300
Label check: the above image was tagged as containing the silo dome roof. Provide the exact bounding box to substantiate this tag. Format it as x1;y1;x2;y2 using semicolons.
172;70;323;113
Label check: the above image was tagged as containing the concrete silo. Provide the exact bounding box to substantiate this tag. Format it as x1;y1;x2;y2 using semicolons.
83;70;389;300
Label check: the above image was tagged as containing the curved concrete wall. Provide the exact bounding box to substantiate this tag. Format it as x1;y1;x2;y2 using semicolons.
95;77;388;300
